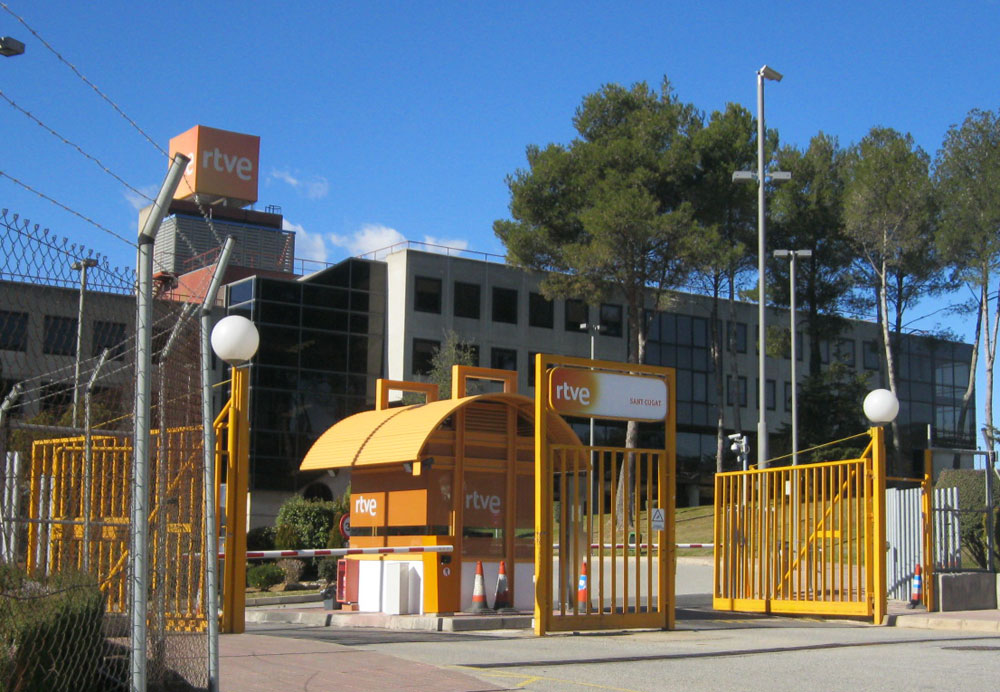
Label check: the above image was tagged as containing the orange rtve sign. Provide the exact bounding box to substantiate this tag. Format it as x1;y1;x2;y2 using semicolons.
548;367;667;422
169;125;260;203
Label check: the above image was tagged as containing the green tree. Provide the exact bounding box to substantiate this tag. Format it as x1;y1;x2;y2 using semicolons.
494;78;702;525
428;330;479;399
689;103;758;471
935;108;1000;450
770;133;855;376
843;127;936;466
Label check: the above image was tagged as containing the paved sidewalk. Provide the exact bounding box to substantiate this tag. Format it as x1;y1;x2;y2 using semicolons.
219;632;503;692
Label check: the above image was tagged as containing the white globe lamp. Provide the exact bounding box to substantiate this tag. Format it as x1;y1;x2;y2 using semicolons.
863;388;899;424
211;315;259;364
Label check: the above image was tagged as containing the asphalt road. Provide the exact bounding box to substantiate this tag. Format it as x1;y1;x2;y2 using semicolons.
245;559;1000;691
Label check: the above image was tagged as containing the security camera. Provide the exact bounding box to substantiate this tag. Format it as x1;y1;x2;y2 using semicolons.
727;433;743;442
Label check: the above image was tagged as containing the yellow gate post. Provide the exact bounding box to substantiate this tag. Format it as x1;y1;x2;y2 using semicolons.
870;426;888;625
220;366;251;634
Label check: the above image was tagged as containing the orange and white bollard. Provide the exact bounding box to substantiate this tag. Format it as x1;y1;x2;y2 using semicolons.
493;560;513;611
469;560;491;613
907;563;923;609
577;561;589;612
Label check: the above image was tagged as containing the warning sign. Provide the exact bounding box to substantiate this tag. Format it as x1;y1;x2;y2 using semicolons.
650;507;665;532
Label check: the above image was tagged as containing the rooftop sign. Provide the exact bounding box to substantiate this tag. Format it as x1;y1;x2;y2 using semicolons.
548;367;667;422
168;125;260;205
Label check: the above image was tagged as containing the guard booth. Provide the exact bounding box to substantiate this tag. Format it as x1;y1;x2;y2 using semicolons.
298;366;581;614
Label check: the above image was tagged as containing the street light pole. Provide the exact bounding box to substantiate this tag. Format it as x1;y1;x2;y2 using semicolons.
580;322;603;450
735;64;786;469
71;258;98;427
773;249;812;465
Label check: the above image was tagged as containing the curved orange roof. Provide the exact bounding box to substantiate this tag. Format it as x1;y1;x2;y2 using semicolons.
299;392;580;471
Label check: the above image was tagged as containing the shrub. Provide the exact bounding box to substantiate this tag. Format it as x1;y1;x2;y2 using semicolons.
0;569;106;692
326;514;346;549
317;557;339;585
936;469;1000;569
274;524;300;551
275;495;338;550
276;559;305;584
246;563;284;592
247;525;276;551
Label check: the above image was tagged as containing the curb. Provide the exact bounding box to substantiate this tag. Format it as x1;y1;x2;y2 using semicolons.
893;614;1000;634
245;592;324;607
244;607;532;631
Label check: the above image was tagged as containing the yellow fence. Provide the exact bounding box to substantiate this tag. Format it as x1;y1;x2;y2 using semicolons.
713;427;888;624
544;444;674;632
26;427;207;633
534;354;676;635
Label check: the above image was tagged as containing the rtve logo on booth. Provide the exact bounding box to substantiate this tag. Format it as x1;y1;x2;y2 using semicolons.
168;125;260;204
548;368;668;422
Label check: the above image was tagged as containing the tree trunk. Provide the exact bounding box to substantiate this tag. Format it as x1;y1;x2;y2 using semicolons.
878;257;903;472
615;298;646;529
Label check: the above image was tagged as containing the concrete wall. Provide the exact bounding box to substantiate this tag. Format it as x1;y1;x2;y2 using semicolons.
935;572;999;611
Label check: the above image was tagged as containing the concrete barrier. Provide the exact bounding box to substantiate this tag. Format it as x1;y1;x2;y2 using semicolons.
935;572;998;611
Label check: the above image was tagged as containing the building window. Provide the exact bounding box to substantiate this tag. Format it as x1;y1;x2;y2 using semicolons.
453;281;480;319
784;381;792;412
492;287;518;324
600;303;623;337
92;321;127;359
414;276;442;314
565;299;587;332
836;338;856;368
863;340;881;370
819;339;830;364
766;379;776;410
43;315;77;356
529;292;553;328
491;347;517;371
40;381;72;414
412;338;439;376
727;375;747;407
0;311;28;351
727;321;748;354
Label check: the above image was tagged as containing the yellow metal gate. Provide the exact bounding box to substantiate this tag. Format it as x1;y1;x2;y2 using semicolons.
26;427;207;632
534;355;676;635
713;427;888;624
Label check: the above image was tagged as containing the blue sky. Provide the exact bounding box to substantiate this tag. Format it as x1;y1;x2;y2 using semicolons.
2;1;999;439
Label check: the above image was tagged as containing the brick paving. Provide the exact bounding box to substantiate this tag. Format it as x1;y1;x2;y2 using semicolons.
219;632;504;692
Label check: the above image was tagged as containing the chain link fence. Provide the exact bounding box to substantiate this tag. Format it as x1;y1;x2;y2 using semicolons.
0;208;210;691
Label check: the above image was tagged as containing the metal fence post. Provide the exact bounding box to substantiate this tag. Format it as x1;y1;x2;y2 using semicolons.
200;236;235;691
131;154;188;692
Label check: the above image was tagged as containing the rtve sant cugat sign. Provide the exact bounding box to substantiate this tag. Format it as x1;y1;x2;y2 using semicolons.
548;368;668;422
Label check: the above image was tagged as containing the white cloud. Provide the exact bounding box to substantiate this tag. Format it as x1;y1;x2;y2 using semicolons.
329;224;406;256
284;223;472;264
282;219;327;263
123;184;159;212
422;235;469;252
269;168;329;200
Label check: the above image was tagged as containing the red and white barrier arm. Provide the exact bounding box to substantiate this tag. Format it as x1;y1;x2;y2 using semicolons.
226;546;453;560
553;543;715;551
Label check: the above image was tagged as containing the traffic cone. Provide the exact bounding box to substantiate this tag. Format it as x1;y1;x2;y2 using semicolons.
907;563;923;609
493;560;514;611
577;561;589;612
469;560;491;613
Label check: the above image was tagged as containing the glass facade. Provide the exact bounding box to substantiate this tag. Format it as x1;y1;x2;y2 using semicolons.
226;258;385;492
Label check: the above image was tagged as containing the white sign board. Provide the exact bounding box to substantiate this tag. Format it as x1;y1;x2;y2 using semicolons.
548;368;668;421
650;507;665;532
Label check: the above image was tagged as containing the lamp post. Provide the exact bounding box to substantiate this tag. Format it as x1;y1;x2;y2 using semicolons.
71;258;98;427
579;322;604;451
0;36;25;57
773;249;811;465
211;315;259;635
733;64;788;468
